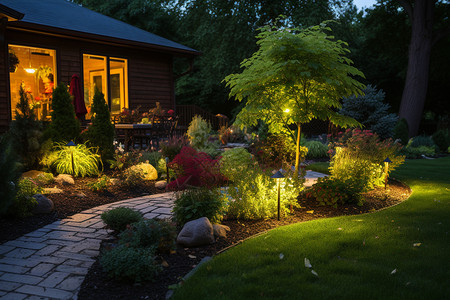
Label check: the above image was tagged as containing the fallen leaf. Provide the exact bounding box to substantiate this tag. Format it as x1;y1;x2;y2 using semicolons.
413;243;421;247
306;210;314;214
279;253;284;260
311;270;319;277
188;254;196;259
391;268;397;275
304;258;312;268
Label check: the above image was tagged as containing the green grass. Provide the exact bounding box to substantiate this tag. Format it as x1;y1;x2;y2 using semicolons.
307;161;330;174
173;157;450;299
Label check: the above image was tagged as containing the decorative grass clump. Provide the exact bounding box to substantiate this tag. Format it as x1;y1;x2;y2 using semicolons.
52;142;101;177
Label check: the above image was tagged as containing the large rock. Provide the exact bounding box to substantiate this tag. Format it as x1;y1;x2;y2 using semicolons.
213;224;230;239
177;217;215;247
43;187;63;194
32;194;54;214
126;163;158;181
55;174;74;185
155;180;168;189
21;170;45;180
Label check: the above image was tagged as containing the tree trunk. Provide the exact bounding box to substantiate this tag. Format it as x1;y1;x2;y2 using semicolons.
295;122;301;175
398;0;435;138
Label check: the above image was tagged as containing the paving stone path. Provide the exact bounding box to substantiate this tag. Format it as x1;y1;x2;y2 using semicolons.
0;192;175;300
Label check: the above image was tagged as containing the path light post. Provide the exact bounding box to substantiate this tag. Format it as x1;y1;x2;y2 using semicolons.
271;170;285;221
66;141;76;175
384;157;392;190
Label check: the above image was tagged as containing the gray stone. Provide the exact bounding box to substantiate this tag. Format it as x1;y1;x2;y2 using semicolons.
155;180;168;189
177;217;214;247
43;187;63;194
213;224;230;239
55;174;74;186
32;194;54;214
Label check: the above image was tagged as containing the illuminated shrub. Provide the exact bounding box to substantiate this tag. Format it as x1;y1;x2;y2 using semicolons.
8;178;42;218
50;142;101;177
304;140;328;159
219;148;254;181
307;177;363;207
101;207;143;233
186;115;220;157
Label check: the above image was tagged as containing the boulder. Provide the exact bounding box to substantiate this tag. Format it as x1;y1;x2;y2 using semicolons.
43;187;63;194
126;163;158;181
155;180;168;189
32;194;54;214
21;170;45;180
55;174;74;185
177;217;214;247
213;224;230;239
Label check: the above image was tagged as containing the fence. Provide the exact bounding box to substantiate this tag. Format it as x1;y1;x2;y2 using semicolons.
175;105;229;131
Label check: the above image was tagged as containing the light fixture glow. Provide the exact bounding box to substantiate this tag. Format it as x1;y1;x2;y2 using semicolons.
284;108;290;113
25;68;36;74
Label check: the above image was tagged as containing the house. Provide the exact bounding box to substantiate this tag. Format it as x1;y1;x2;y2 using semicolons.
0;0;199;132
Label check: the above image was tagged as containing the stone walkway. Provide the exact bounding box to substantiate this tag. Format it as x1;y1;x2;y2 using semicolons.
0;192;175;300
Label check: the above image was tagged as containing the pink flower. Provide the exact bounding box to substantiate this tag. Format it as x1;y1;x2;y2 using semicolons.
168;109;175;115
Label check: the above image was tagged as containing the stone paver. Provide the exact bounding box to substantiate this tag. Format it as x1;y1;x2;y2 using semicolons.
0;192;175;299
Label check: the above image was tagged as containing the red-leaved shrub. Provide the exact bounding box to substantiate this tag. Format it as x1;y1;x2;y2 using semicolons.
167;146;224;190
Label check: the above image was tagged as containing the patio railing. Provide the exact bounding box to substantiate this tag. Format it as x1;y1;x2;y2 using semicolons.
175;105;229;131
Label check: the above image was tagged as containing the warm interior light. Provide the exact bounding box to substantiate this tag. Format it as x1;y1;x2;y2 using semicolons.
24;68;36;74
284;108;290;113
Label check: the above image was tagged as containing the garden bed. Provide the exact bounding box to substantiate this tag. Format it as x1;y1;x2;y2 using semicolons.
0;177;411;300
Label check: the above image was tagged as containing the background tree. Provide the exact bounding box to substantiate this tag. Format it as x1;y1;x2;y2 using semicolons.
225;23;365;172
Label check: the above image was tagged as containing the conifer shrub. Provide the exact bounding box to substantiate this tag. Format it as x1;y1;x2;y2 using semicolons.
0;137;20;215
340;85;398;139
45;82;80;143
432;129;450;152
186;115;220;157
84;89;114;161
393;118;409;145
6;86;44;170
8;178;42;218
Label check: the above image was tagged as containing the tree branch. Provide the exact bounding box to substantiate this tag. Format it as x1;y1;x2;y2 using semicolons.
397;0;413;22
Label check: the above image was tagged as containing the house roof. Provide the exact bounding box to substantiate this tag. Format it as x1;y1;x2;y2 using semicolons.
1;0;199;56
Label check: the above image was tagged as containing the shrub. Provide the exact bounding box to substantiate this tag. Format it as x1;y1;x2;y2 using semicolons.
329;129;404;191
393;118;409;145
84;89;114;161
160;136;188;161
308;177;364;207
219;148;254;181
304;140;328;159
186;115;220;156
8;178;42;218
173;188;227;227
119;219;176;253
408;135;436;148
87;175;110;192
167;146;224;190
225;166;302;220
0;138;20;215
340;85;398;139
101;207;143;233
403;145;436;158
45;82;80;143
35;172;55;185
432;129;450;152
100;245;161;283
251;134;303;169
51;142;101;177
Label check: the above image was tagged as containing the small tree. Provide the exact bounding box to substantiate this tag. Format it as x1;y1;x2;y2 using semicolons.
45;82;80;143
7;85;43;170
85;89;114;160
224;22;365;173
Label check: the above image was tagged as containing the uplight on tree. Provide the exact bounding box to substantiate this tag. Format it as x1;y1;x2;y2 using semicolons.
224;21;365;174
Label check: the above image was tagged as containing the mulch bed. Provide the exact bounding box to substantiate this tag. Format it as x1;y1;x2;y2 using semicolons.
0;176;411;300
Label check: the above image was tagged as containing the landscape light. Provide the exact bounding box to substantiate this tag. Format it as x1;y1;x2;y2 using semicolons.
271;170;285;221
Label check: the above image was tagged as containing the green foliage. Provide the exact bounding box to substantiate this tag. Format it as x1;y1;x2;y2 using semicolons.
87;175;110;192
119;219;176;253
219;148;254;181
160;136;188;161
393;118;409;145
45;83;80;143
84;89;114;160
101;207;143;233
34;172;55;185
432;129;450;152
408;135;436;148
225;167;303;220
100;245;161;283
308;177;363;207
186;115;220;157
403;145;436;158
224;22;364;171
138;151;166;176
304;140;328;159
8;178;42;218
120;162;157;187
173;188;227;227
51;142;101;177
7;85;44;170
339;85;398;139
0;138;20;215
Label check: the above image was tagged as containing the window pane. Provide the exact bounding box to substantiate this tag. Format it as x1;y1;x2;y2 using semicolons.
109;57;128;115
9;45;56;121
83;54;107;119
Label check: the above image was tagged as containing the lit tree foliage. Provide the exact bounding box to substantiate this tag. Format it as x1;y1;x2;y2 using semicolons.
224;22;365;172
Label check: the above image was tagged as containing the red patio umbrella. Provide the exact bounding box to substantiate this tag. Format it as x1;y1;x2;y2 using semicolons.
69;74;87;120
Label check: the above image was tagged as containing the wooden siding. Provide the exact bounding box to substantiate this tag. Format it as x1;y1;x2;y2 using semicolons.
0;27;175;133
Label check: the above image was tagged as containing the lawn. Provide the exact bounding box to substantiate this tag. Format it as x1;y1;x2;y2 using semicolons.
173;157;450;299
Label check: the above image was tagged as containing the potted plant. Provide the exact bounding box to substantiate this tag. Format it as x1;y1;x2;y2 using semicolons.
8;48;19;73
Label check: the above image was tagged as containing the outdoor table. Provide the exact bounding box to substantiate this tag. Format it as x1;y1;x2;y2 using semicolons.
115;123;153;151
